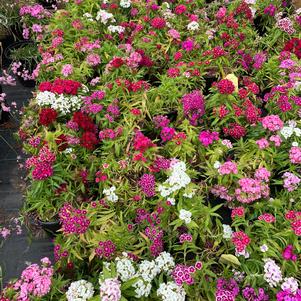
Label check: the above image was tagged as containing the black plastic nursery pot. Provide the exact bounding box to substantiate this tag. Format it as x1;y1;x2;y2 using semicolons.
17;76;36;88
38;0;57;8
38;219;61;237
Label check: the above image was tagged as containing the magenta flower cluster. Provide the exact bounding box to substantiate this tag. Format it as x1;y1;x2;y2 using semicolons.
59;203;90;235
198;130;219;147
182;90;205;126
95;240;116;259
172;262;202;286
138;173;156;197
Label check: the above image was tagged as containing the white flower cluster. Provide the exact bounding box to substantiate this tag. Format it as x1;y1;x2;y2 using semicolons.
280;120;301;139
281;277;299;294
108;25;125;33
222;224;233;239
120;0;131;8
83;13;94;22
96;9;115;24
155;251;175;273
263;258;283;287
183;191;195;198
66;280;94;301
138;259;160;282
179;209;192;224
132;279;152;298
214;161;221;169
187;21;199;31
158;161;191;197
133;252;175;298
111;252;176;299
115;255;136;281
36;91;82;115
103;186;118;202
157;281;186;301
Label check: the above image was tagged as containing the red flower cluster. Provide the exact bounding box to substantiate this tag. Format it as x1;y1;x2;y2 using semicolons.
39;79;81;95
283;38;301;59
39;108;57;126
72;112;96;132
150;17;166;29
80;131;98;150
115;79;150;92
216;79;235;94
223;123;246;139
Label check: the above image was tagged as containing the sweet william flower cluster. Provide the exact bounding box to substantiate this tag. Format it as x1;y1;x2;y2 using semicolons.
7;0;301;300
66;280;94;301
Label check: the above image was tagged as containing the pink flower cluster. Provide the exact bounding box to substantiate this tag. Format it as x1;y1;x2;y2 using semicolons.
13;258;53;301
198;130;219;147
171;262;202;286
218;161;238;175
95;240;116;259
61;64;73;77
285;210;301;236
211;185;233;202
99;128;123;141
179;233;193;243
261;115;284;132
289;146;301;164
276;17;295;35
59;203;90;235
231;231;251;252
99;278;121;301
282;172;300;191
19;4;51;19
86;53;101;66
25;146;56;180
231;207;245;219
235;178;269;203
254;167;271;182
182;90;205;126
75;37;101;52
153;115;170;128
258;213;276;223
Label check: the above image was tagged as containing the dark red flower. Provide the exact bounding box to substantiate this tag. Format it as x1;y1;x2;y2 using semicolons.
55;134;69;151
39;108;57;126
81;131;98;150
72;112;96;132
217;79;235;94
